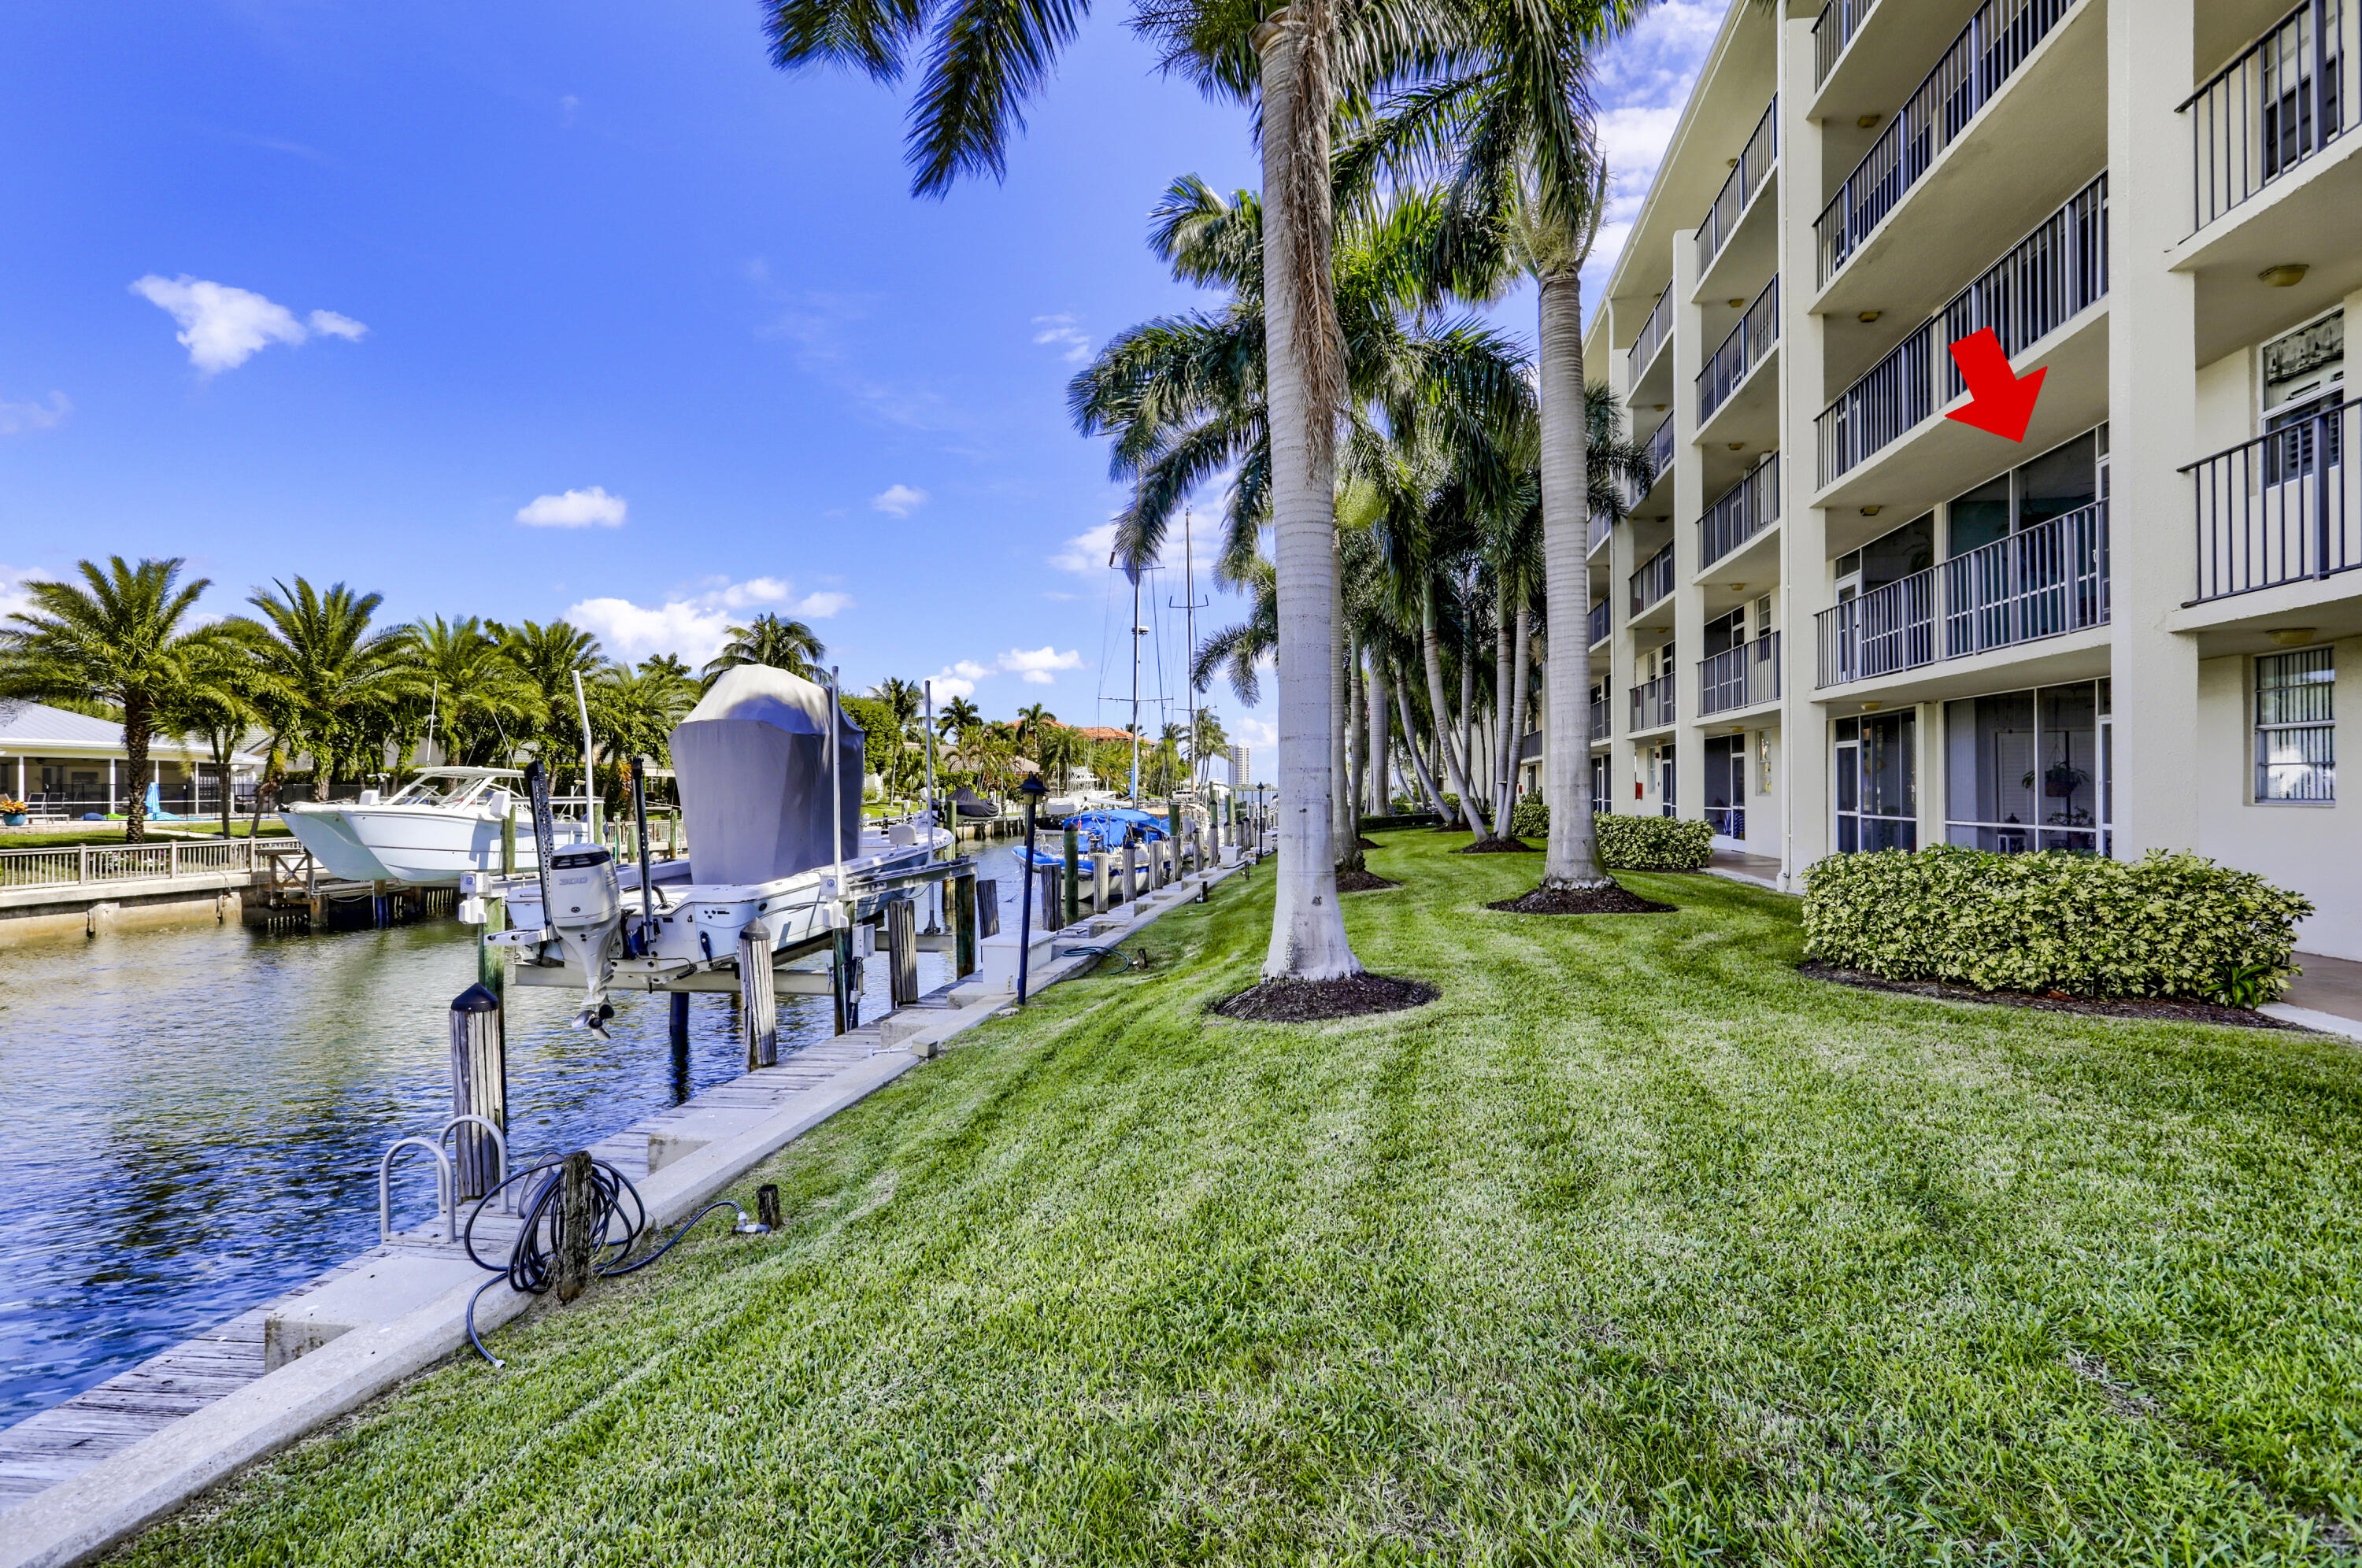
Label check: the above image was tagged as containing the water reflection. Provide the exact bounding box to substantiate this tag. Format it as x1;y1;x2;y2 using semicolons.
0;862;1023;1424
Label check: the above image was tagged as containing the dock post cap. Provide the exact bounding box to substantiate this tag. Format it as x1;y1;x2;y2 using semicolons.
452;983;500;1012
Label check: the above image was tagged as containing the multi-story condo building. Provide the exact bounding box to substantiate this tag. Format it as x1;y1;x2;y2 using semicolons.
1580;0;2361;957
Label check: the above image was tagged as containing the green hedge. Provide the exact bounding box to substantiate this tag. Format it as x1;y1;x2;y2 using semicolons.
1801;846;2311;1004
1501;798;1712;871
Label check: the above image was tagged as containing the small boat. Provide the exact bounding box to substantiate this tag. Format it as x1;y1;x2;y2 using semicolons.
949;786;1002;820
279;767;590;886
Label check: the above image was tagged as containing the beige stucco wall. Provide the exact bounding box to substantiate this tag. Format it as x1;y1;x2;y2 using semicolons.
2194;637;2360;960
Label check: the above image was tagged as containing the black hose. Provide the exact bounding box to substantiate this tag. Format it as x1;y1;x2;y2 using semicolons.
459;1156;764;1367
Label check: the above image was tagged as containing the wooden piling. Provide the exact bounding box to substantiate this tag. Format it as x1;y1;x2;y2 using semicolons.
886;897;919;1007
950;872;977;978
1120;842;1136;904
448;984;505;1200
556;1151;596;1303
756;1183;782;1231
1062;826;1079;926
739;919;777;1068
976;878;1000;937
1038;867;1065;931
831;925;857;1034
1094;850;1109;912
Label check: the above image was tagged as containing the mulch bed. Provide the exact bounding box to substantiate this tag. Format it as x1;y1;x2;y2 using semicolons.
1335;867;1401;892
1799;962;2304;1030
1212;974;1438;1023
1355;835;1382;850
1454;837;1535;853
1487;882;1675;915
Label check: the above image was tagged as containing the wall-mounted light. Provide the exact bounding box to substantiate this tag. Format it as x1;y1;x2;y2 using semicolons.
2258;264;2308;287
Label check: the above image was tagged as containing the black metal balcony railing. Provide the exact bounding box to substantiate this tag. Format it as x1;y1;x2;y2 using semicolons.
1649;412;1676;483
1817;174;2107;486
1590;695;1609;741
1815;501;2109;686
1588;599;1610;647
1630;674;1675;731
1697;97;1779;277
2188;396;2360;601
1814;0;1879;86
2185;0;2357;232
1630;542;1676;615
1700;632;1783;716
1627;283;1673;386
1701;457;1781;567
1814;0;2083;285
1588;508;1612;556
1698;276;1779;424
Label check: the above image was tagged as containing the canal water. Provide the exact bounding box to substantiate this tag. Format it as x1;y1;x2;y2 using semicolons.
0;857;1029;1426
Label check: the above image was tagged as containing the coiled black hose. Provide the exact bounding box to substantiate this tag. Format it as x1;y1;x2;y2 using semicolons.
459;1155;765;1367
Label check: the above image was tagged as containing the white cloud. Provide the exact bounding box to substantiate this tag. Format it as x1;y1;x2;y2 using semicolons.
566;574;850;664
516;486;628;528
1235;717;1277;753
926;669;976;700
1031;313;1091;364
999;645;1083;686
0;564;56;626
870;483;928;517
950;660;991;681
0;392;69;435
1050;521;1118;574
128;275;367;373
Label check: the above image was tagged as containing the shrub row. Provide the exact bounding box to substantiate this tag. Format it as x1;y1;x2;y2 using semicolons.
1801;846;2311;1004
1501;797;1712;871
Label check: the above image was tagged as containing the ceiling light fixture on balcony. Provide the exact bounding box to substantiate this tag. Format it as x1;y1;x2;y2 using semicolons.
1860;505;1882;516
1653;404;1666;412
2270;627;2319;645
1727;298;1744;308
1727;442;1745;451
1858;311;1882;323
1860;701;1882;712
1857;113;1882;129
2259;264;2308;287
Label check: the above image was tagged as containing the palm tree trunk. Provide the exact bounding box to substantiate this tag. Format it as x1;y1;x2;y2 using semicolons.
1420;582;1490;835
1366;649;1390;815
1492;581;1515;830
1255;9;1357;980
1331;571;1360;872
1392;679;1447;819
1345;631;1366;845
1508;601;1533;821
1538;271;1609;886
123;693;150;845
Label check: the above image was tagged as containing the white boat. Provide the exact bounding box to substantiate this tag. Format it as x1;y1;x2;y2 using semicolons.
279;767;591;886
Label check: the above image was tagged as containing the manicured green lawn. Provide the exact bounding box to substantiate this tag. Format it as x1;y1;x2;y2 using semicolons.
124;833;2362;1563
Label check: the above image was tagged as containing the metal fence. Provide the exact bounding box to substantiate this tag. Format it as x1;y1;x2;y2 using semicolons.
1698;276;1779;424
1590;695;1609;743
1816;503;2108;686
1629;674;1676;732
0;835;262;890
1817;174;2107;486
1630;542;1676;615
2185;0;2356;231
1700;633;1783;716
1588;508;1612;556
2189;397;2360;601
1649;412;1676;485
1696;97;1779;278
1701;457;1781;567
1814;0;1879;84
1588;600;1610;647
1814;0;2083;285
1627;283;1672;386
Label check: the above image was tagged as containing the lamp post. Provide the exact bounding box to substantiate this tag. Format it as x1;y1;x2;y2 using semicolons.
1016;773;1049;1004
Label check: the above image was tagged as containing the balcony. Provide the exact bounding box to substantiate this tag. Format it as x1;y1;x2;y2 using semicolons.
1649;412;1675;485
1590;693;1608;742
1696;98;1778;279
2185;1;2360;233
1701;457;1780;568
1815;502;2108;686
1700;633;1783;716
1630;542;1675;616
2188;396;2360;601
1588;599;1610;648
1588;508;1612;557
1813;0;1878;87
1626;283;1672;389
1814;0;2086;287
1630;674;1675;732
1817;174;2105;487
1698;276;1777;426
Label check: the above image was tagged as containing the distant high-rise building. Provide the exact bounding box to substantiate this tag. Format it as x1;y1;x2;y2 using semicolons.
1227;745;1248;789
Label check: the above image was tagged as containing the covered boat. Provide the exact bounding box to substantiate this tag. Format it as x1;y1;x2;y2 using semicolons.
671;665;866;885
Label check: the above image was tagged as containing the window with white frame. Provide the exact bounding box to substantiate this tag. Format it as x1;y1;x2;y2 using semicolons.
1943;679;2110;854
2256;649;2334;803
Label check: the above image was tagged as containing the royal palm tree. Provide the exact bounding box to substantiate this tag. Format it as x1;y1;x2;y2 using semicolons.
0;557;219;841
493;619;606;787
935;695;982;745
592;659;698;775
159;640;269;839
409;616;543;767
764;0;1471;984
1036;722;1087;791
226;579;417;804
1014;702;1057;756
701;614;824;686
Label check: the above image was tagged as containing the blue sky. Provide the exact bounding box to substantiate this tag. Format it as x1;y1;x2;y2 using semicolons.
0;1;1715;776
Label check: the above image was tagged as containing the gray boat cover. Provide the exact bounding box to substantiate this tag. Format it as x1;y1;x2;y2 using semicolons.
669;665;865;886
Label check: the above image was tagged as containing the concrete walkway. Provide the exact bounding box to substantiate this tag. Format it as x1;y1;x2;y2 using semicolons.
2268;951;2362;1041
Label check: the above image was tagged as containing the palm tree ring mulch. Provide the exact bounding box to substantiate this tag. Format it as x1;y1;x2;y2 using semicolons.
1455;836;1535;853
1354;834;1382;850
1798;962;2304;1030
1212;974;1438;1023
1335;867;1401;892
1487;882;1675;915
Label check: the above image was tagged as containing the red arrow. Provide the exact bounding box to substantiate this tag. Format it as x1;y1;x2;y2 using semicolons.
1943;327;2045;442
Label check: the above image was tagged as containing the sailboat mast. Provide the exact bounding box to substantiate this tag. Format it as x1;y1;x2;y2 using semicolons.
1129;571;1142;801
1183;508;1195;790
